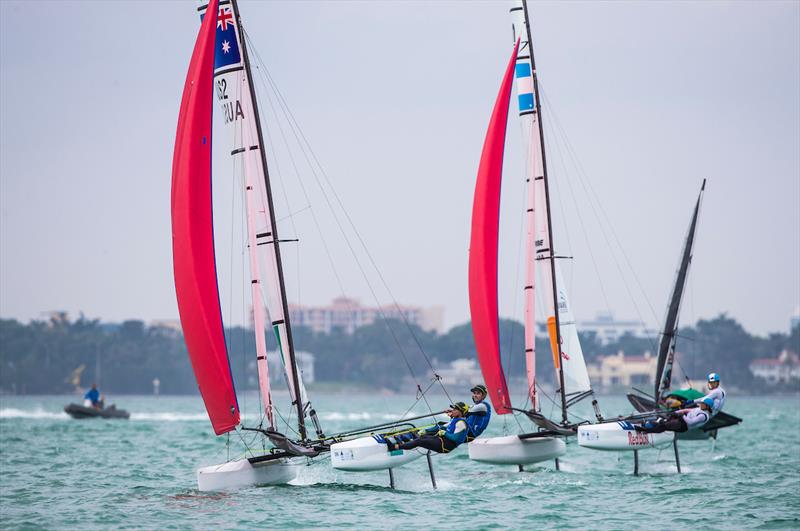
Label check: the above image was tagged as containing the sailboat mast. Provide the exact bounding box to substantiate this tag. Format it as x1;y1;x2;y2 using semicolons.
229;0;307;441
520;0;568;424
654;179;706;402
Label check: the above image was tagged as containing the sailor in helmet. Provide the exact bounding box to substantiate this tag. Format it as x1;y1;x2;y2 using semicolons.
465;384;492;441
388;402;470;454
639;371;727;432
686;372;726;418
636;397;714;434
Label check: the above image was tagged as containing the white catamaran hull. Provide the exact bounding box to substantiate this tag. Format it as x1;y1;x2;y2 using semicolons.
331;436;425;472
196;457;299;491
468;435;566;465
577;422;674;451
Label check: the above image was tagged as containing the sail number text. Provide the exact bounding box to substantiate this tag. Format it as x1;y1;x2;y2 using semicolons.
216;78;245;124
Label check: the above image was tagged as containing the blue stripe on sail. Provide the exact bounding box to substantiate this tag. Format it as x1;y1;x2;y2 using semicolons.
515;63;532;79
518;93;535;111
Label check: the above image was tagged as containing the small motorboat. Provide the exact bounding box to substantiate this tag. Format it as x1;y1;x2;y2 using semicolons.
64;403;130;419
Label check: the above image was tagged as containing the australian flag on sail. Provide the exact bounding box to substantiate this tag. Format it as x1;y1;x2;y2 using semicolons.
200;3;241;71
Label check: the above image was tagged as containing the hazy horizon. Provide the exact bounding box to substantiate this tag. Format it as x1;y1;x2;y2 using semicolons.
1;1;798;337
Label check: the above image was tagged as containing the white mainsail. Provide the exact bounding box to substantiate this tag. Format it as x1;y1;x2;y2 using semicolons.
511;2;592;409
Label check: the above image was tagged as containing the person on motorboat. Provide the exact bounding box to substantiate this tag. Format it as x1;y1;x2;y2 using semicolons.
83;384;102;409
465;384;492;441
635;397;713;433
387;402;470;454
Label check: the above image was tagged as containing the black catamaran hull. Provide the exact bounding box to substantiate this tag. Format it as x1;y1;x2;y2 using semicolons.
626;393;741;439
64;404;130;419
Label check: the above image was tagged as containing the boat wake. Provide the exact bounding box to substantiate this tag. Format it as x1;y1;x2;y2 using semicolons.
130;412;208;422
0;407;68;420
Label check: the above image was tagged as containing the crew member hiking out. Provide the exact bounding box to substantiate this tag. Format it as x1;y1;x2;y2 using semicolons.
636;397;714;433
387;402;470;454
465;384;492;441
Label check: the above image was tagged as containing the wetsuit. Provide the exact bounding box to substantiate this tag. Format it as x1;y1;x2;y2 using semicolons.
398;417;468;454
639;408;710;433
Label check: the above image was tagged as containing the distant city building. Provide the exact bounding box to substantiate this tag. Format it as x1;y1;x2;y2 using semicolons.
791;306;800;331
149;319;182;333
577;312;657;345
749;350;800;385
586;350;657;389
288;296;445;335
432;358;483;387
267;350;315;384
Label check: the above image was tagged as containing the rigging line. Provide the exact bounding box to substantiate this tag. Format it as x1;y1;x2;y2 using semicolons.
541;129;575;261
245;38;446;397
535;379;561;422
248;41;373;358
246;92;445;406
235;427;256;458
538;85;661;332
275;205;313;224
245;32;349;301
543;107;613;316
256;93;307;319
396;377;441;425
273;404;300;438
539;85;659;355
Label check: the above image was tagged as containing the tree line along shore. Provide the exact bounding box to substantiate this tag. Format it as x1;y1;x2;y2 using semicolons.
1;314;797;395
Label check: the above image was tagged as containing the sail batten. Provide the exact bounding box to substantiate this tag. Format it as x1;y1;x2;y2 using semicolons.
171;0;240;436
469;39;520;416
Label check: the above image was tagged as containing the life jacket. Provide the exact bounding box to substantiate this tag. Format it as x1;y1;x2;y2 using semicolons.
465;401;492;441
442;417;469;447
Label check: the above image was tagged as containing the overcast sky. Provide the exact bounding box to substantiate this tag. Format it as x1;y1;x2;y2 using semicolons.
1;1;798;337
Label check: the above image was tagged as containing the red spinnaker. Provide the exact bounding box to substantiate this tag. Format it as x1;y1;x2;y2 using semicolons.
468;40;520;415
171;0;240;436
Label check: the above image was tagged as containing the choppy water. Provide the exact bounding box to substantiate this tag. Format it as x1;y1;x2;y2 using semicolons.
1;393;798;529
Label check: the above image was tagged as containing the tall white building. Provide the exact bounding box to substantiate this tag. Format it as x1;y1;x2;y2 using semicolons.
288;296;444;335
577;312;657;345
750;350;800;384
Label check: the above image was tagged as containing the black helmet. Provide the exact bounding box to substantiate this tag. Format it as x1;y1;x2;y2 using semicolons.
449;402;469;415
470;384;487;395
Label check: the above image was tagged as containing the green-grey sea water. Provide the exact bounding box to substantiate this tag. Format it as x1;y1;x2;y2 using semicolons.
1;393;798;529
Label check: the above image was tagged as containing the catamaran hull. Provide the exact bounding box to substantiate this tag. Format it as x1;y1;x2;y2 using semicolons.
196;457;299;491
331;436;425;472
577;422;674;451
468;435;566;465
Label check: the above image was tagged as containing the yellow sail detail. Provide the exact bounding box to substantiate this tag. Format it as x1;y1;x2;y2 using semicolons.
547;316;560;370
